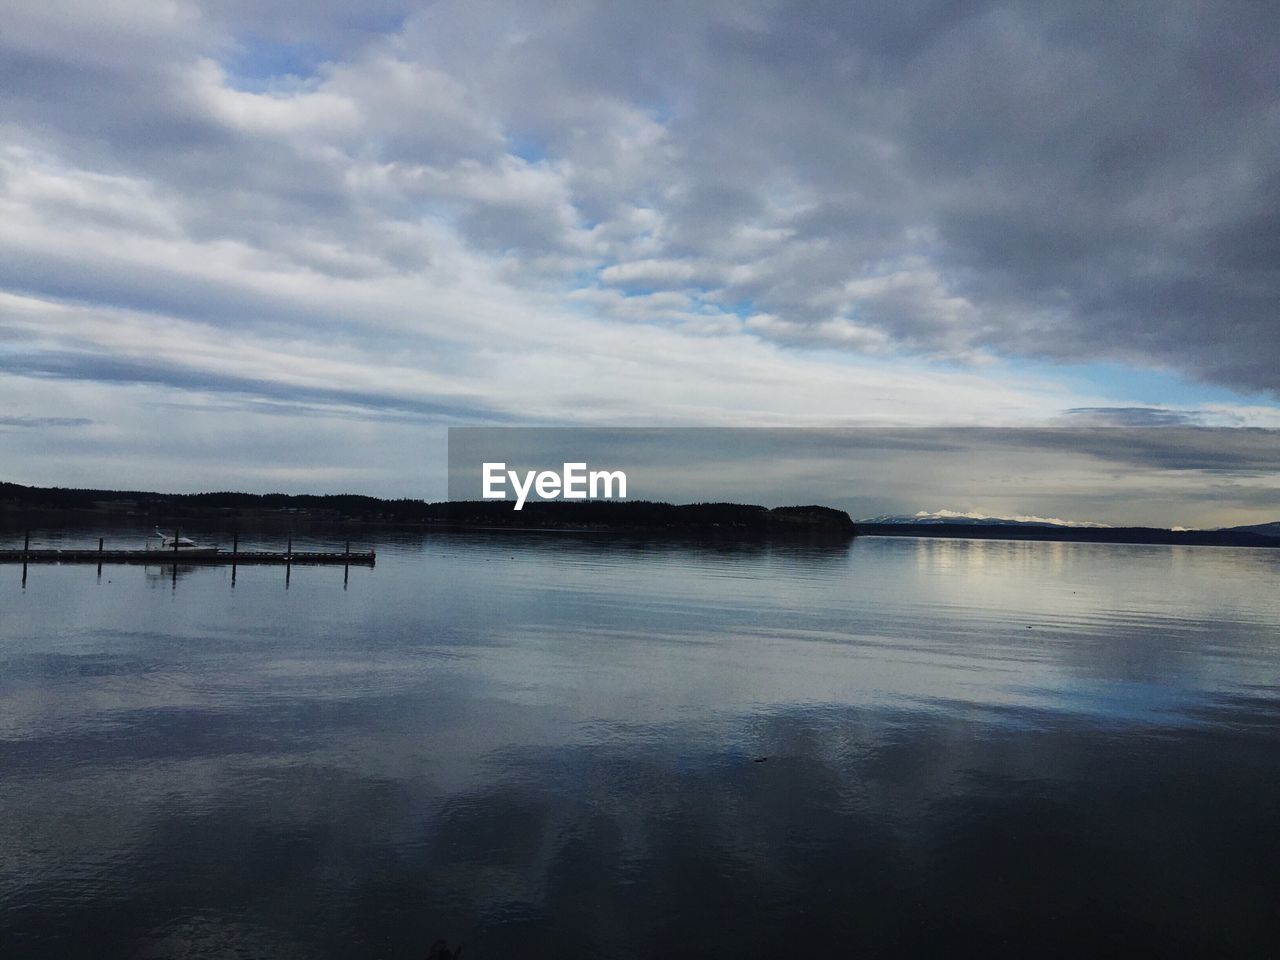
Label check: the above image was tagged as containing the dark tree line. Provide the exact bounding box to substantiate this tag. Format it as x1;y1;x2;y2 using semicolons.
0;482;856;535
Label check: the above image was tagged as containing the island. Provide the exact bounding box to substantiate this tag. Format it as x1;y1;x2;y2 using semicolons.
0;482;857;539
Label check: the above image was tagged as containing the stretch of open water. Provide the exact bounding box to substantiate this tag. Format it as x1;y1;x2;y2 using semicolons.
2;529;1279;958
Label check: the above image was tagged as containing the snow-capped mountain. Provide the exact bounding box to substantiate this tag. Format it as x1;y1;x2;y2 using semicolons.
858;509;1112;529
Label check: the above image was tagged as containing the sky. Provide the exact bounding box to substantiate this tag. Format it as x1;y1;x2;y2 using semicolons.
0;1;1277;524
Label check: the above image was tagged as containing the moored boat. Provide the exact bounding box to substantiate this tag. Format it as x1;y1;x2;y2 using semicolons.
146;528;220;556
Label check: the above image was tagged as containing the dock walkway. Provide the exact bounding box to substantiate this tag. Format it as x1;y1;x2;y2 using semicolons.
0;548;375;566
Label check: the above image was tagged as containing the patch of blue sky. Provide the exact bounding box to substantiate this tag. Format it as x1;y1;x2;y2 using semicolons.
1015;358;1275;410
644;97;677;125
223;35;332;90
505;132;549;164
221;10;409;90
714;297;758;318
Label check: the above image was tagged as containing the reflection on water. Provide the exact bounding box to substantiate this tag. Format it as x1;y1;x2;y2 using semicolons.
2;532;1279;958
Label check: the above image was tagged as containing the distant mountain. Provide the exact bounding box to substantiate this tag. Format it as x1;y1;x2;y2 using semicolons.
860;511;1280;537
854;522;1280;549
858;510;1110;529
1218;521;1280;538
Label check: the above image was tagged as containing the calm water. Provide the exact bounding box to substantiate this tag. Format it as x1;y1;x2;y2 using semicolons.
2;530;1279;958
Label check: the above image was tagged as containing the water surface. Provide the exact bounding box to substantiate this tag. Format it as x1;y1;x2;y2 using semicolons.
2;531;1279;957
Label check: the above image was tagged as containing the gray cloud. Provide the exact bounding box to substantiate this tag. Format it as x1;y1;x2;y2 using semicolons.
0;415;92;428
3;0;1277;391
3;350;505;424
1062;407;1203;427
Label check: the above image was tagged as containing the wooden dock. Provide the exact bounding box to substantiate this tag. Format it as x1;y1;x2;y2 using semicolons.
0;547;375;566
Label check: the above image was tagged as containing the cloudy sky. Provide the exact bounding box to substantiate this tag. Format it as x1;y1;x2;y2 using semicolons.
1;1;1277;520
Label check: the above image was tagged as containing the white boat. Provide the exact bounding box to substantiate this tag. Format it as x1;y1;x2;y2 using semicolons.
146;528;220;555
